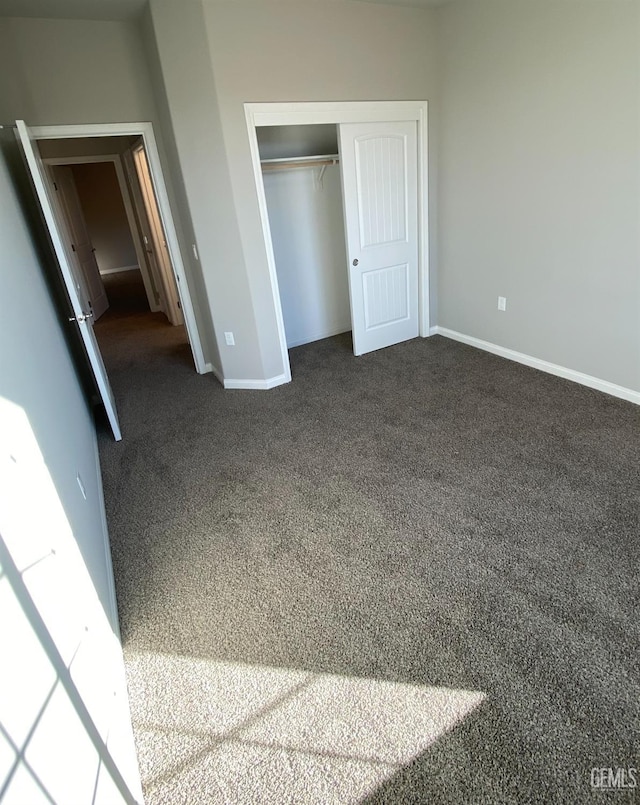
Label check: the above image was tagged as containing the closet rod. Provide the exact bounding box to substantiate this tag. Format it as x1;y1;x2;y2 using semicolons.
260;154;340;172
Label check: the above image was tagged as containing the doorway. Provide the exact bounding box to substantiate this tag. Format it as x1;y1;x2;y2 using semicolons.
258;123;351;349
245;101;430;386
41;141;184;327
17;121;206;441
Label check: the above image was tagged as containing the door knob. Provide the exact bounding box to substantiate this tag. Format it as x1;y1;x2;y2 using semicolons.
352;259;359;266
69;311;94;323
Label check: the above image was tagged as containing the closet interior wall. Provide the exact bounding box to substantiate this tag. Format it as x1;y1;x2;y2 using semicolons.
258;124;351;349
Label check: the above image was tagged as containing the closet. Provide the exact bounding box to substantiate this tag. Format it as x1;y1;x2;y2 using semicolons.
258;124;351;349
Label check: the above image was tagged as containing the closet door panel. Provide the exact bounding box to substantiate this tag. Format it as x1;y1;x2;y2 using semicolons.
339;121;419;356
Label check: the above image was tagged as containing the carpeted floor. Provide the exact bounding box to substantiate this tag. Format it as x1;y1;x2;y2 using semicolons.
96;297;639;804
98;268;151;318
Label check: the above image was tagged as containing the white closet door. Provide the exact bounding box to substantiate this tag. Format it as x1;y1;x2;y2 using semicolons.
339;121;419;356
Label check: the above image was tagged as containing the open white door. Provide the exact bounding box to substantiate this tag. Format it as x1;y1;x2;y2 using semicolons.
122;147;168;316
16;120;122;441
339;121;419;356
49;164;109;321
131;145;183;327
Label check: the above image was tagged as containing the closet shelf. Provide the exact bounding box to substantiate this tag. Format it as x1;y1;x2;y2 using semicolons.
260;154;340;172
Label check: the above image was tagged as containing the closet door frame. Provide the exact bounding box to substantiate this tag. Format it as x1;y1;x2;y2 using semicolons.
244;100;430;383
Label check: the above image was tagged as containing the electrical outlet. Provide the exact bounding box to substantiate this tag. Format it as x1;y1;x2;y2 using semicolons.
224;331;235;346
498;296;507;312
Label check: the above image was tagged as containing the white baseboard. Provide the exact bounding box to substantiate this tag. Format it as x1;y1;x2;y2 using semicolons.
431;326;640;406
205;361;290;391
99;265;140;276
287;324;351;349
224;373;290;390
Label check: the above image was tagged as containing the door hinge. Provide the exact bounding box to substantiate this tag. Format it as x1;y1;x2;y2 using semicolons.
71;244;76;252
53;182;58;191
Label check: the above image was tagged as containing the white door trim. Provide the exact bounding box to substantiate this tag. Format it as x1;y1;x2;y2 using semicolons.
131;143;183;325
42;153;161;313
244;101;429;383
30;122;207;374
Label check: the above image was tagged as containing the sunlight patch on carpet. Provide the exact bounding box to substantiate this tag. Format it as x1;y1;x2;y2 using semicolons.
126;651;486;804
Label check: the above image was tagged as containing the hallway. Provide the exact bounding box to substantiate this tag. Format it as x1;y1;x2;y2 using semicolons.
93;270;192;428
98;270;151;320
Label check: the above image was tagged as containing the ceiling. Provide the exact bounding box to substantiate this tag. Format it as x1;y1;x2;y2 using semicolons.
358;0;450;5
0;0;148;20
0;0;451;22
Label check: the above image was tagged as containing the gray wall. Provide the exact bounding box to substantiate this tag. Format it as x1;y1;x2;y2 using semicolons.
436;0;640;391
0;19;30;120
258;124;349;347
144;0;248;378
0;134;142;803
263;164;350;348
38;136;138;160
257;125;339;161
3;17;156;124
0;137;116;637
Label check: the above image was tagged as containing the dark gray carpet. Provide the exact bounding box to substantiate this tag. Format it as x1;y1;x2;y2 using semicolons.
96;309;640;804
100;269;150;318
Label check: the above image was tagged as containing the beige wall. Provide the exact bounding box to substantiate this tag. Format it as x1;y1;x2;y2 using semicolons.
436;0;640;391
71;161;138;273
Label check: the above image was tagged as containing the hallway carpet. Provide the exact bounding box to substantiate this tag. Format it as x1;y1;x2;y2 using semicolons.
96;320;639;804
